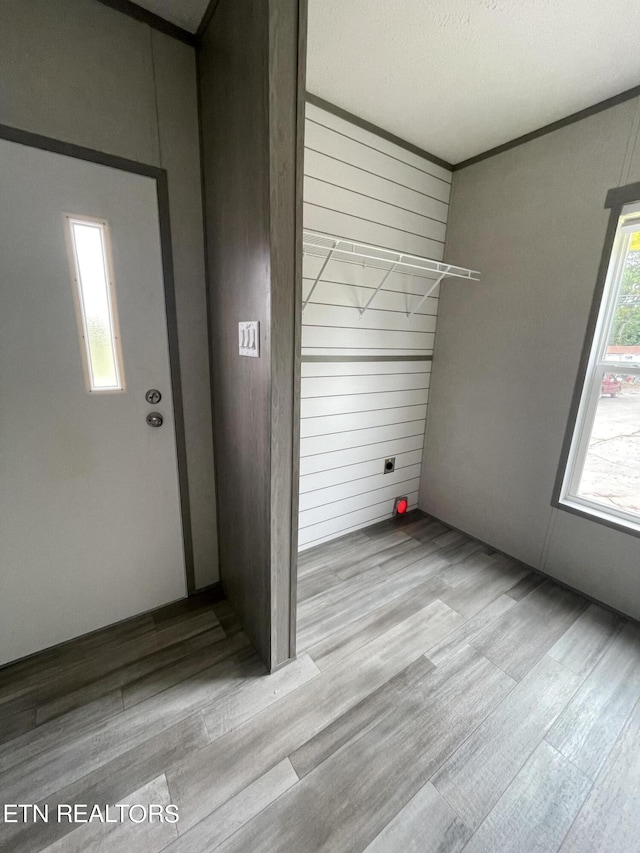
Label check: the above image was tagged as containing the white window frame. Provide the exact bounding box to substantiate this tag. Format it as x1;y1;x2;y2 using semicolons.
64;213;125;393
559;201;640;534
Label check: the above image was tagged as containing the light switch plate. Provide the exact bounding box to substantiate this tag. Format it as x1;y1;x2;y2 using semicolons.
238;321;259;357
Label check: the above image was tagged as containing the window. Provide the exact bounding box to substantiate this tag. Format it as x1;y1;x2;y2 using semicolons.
558;201;640;532
65;214;125;392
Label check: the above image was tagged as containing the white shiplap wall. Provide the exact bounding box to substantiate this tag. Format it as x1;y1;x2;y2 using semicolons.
299;102;452;549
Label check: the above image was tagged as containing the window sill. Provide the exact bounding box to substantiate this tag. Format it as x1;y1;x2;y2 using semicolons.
554;496;640;540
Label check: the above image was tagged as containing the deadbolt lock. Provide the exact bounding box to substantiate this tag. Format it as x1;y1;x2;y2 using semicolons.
146;412;164;428
145;389;162;404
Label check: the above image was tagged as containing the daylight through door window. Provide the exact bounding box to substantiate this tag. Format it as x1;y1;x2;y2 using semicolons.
65;215;124;392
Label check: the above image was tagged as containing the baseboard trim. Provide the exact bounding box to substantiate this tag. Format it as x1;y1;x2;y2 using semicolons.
0;582;224;673
419;509;638;627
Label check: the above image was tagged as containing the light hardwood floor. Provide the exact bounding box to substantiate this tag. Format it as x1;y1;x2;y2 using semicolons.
1;511;639;852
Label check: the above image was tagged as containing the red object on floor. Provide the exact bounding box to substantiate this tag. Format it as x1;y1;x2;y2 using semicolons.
396;499;408;514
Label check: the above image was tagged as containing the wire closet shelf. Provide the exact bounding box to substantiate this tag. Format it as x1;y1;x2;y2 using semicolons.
302;229;481;318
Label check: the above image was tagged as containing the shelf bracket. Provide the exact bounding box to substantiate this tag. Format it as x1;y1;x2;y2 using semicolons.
407;266;451;318
302;240;338;312
359;259;402;317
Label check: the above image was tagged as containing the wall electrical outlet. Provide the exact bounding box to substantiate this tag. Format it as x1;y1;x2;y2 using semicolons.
393;496;409;516
383;457;395;474
238;321;259;357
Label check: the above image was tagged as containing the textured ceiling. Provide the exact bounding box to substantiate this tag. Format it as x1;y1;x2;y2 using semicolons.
132;0;640;164
134;0;209;32
306;0;640;163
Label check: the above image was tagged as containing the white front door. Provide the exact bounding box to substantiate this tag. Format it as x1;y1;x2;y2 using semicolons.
0;138;188;666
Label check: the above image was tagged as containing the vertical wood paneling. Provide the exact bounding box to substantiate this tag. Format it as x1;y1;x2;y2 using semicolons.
299;104;451;548
199;0;271;666
200;0;305;669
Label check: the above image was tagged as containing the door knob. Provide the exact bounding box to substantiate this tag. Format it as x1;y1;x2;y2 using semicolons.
146;412;163;428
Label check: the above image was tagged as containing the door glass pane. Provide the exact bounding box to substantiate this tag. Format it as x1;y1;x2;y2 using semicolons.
67;217;124;391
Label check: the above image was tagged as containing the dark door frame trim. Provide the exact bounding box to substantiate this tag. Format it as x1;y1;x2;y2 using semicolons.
0;121;197;593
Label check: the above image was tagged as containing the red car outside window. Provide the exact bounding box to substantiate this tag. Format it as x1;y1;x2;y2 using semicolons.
601;373;622;397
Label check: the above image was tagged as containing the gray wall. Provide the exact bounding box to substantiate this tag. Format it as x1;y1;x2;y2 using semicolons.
0;0;218;589
199;0;304;669
421;98;640;619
